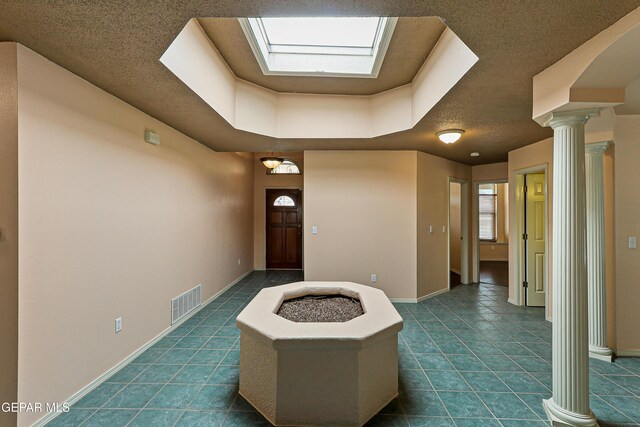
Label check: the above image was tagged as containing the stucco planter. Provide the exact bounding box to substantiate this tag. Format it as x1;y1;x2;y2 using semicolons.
236;281;404;426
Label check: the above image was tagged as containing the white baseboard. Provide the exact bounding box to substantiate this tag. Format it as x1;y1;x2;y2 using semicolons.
389;287;449;304
450;268;461;275
418;288;449;302
390;298;418;303
33;270;252;427
616;349;640;357
479;258;508;262
507;297;519;306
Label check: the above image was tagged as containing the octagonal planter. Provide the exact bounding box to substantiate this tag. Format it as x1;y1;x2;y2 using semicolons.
236;281;404;426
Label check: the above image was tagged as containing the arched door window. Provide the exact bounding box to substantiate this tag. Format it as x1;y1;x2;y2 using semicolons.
273;195;296;207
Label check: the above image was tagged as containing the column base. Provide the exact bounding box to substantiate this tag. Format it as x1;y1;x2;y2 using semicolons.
589;345;613;362
543;398;599;427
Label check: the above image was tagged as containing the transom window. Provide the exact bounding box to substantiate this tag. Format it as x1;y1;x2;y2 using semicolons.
273;196;296;207
238;16;397;78
479;184;497;242
268;159;301;175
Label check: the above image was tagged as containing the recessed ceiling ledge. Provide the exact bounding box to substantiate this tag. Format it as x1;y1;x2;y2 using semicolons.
160;18;478;139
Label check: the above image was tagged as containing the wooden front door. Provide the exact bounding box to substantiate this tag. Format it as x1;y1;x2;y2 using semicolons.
266;189;302;269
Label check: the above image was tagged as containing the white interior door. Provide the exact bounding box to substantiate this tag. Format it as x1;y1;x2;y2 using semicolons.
525;173;546;306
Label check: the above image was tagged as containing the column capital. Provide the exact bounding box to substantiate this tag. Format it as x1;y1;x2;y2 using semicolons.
541;108;600;128
586;141;611;155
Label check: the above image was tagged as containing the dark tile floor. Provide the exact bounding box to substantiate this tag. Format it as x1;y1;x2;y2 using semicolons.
47;271;640;426
479;261;509;287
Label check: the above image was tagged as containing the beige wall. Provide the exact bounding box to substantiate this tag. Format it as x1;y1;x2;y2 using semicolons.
0;42;19;427
16;45;255;426
449;183;461;273
303;151;418;300
613;115;640;351
417;152;472;298
253;153;304;270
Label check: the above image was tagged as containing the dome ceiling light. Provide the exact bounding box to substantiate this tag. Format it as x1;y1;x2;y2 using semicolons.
436;129;465;144
260;156;285;169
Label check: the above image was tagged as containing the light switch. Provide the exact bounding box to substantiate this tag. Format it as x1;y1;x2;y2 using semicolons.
429;225;433;233
312;226;318;235
629;236;637;249
442;226;446;233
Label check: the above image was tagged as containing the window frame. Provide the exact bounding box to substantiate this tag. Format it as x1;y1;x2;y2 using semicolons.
238;17;398;78
478;184;498;242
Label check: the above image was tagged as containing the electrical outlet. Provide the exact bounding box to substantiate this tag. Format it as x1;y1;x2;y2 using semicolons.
237;258;241;265
429;225;433;233
371;274;377;284
115;317;122;333
442;226;446;233
630;236;637;249
312;226;318;235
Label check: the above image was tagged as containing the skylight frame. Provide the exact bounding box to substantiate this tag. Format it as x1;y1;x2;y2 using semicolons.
238;16;398;78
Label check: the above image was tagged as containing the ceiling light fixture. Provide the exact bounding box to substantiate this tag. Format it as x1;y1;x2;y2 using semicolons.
470;152;480;157
436;129;465;144
260;155;285;169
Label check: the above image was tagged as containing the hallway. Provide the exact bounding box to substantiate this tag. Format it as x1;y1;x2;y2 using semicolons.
47;272;640;426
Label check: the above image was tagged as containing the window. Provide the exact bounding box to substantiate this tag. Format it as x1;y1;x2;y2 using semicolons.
479;184;497;241
273;196;295;207
238;16;397;77
268;159;301;175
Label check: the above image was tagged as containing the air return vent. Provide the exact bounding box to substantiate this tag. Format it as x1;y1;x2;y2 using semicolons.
171;285;202;325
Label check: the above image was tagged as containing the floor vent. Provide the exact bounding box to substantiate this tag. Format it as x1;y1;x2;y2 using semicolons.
172;285;202;325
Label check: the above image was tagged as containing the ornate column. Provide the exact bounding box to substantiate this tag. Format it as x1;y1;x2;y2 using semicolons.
586;141;613;362
543;110;599;427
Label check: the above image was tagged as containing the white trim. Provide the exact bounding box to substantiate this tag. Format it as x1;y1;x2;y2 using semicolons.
389;287;450;304
418;288;449;302
615;349;640;357
238;17;398;79
512;164;550;319
507;297;519;306
448;177;470;289
389;298;418;303
33;270;252;427
472;178;508;285
478;258;509;262
450;268;461;275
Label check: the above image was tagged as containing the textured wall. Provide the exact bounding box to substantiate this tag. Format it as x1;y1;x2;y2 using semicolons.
304;151;418;300
417;152;472;298
0;42;18;427
613;115;640;351
16;45;254;426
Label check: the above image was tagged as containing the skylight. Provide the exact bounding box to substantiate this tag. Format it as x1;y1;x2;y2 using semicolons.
239;17;397;78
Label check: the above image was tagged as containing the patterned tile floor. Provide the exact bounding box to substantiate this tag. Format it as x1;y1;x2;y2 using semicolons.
47;271;640;426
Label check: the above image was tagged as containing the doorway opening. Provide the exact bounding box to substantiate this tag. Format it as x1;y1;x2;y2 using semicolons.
266;189;303;270
475;181;509;287
448;178;469;289
514;166;549;315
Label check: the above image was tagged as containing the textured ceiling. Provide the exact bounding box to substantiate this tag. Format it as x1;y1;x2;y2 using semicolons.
1;1;639;165
199;17;446;95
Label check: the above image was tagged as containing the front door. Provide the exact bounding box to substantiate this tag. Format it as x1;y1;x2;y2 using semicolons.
266;189;302;269
525;173;546;306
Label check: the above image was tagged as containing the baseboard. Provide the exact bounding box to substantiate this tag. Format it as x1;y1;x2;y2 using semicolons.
33;270;252;427
479;258;508;262
616;349;640;357
418;288;449;301
450;268;461;275
507;297;519;306
390;298;418;303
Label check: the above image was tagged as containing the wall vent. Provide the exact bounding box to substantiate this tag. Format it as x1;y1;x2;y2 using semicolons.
171;285;202;325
